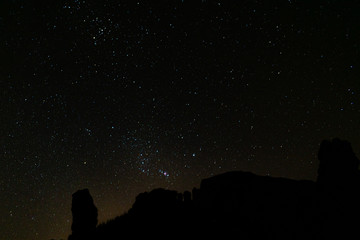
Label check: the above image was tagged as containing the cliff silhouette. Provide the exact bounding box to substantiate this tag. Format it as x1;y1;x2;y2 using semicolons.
67;139;360;240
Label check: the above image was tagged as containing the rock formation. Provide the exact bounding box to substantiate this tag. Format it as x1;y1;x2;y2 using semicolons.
68;189;98;240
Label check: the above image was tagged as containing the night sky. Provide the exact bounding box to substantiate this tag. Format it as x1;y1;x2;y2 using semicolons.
1;1;360;239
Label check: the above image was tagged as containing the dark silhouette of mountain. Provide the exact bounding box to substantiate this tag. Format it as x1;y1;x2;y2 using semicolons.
67;138;360;239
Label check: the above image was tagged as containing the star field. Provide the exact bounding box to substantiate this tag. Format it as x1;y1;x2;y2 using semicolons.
1;1;360;239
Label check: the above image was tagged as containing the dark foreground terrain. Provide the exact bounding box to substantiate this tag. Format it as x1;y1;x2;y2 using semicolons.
67;139;360;239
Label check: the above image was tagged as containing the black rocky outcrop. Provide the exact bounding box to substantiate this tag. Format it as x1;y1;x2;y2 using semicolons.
68;189;98;240
67;138;360;239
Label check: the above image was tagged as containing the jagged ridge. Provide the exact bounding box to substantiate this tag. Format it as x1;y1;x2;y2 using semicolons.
67;139;360;240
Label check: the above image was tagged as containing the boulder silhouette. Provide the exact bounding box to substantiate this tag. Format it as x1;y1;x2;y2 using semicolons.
315;139;360;238
317;138;360;189
68;189;98;240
